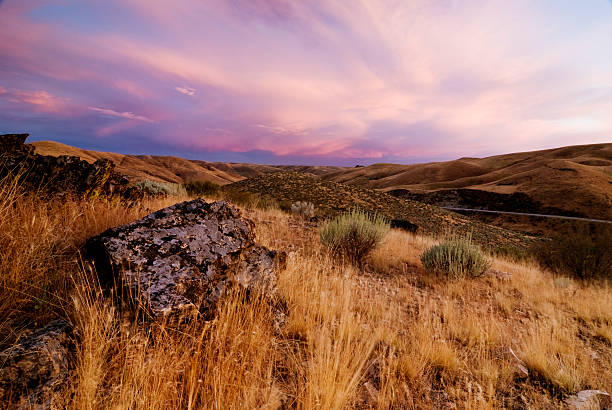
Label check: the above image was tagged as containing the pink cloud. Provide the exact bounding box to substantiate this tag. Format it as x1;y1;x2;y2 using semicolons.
0;87;73;114
88;106;156;123
175;86;196;96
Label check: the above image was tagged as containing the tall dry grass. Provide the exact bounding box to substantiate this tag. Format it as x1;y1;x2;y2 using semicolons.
2;175;611;409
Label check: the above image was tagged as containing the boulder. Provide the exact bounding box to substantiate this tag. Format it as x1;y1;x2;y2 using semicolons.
85;199;286;318
0;133;140;200
0;320;75;408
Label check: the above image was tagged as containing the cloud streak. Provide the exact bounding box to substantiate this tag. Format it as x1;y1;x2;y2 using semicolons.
88;106;156;123
175;86;196;96
0;0;611;163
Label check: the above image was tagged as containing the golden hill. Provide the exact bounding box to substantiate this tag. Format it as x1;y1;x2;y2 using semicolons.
32;141;244;185
322;143;612;220
32;141;344;184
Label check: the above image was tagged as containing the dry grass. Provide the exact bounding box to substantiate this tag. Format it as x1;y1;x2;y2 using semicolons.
2;177;611;409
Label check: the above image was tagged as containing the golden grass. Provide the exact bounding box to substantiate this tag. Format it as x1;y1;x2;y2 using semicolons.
2;178;611;408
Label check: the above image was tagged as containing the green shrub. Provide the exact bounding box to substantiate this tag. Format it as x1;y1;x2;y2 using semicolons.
319;209;390;265
532;224;612;280
421;238;491;279
133;180;186;197
183;180;221;198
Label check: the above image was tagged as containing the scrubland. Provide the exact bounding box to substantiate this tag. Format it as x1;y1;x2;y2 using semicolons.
1;180;610;409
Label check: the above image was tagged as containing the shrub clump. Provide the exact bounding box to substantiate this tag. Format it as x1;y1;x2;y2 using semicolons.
133;180;186;197
421;238;491;279
532;224;612;280
184;180;221;198
290;201;315;219
319;209;389;265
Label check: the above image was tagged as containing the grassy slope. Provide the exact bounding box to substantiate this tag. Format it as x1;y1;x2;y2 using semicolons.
224;171;532;250
321;143;612;220
1;182;610;408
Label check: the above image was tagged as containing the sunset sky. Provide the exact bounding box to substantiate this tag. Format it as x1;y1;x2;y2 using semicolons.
1;0;611;165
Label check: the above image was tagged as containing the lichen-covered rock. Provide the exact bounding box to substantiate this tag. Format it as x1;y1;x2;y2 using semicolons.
0;320;74;408
85;199;286;318
0;133;140;200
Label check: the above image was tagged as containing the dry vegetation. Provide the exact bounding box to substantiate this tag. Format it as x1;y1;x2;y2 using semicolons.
2;177;611;409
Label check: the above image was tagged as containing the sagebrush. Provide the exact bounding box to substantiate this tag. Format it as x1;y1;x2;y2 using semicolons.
133;180;186;197
421;237;491;278
319;209;389;265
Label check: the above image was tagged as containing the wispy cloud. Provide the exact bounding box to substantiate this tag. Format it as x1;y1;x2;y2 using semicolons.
0;87;72;113
88;106;156;123
175;86;196;96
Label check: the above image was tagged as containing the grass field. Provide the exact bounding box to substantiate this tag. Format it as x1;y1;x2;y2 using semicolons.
1;179;610;409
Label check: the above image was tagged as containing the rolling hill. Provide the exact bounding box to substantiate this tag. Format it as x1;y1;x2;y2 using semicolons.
321;143;612;220
32;141;343;184
33;140;612;223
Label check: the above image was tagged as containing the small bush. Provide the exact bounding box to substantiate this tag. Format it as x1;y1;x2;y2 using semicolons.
319;209;390;265
421;238;491;279
133;180;186;197
184;180;221;198
532;224;612;280
291;201;315;219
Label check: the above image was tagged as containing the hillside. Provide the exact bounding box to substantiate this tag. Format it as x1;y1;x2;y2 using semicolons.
321;143;612;220
224;172;533;250
32;141;344;184
32;141;244;185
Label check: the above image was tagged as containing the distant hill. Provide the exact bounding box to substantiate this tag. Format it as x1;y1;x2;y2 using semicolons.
32;141;243;185
32;141;344;184
33;140;612;223
224;172;533;250
321;143;612;220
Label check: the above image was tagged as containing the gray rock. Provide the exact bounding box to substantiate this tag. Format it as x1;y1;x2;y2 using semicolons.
85;199;286;318
566;390;611;410
0;320;74;408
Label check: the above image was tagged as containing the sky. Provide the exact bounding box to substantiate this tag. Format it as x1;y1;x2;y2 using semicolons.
0;0;611;165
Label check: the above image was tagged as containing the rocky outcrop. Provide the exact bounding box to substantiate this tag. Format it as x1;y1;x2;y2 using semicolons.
0;134;34;156
0;320;74;408
85;199;286;318
0;133;140;200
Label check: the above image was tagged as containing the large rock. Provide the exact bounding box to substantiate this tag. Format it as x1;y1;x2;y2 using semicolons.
85;199;286;318
0;320;74;408
0;133;140;200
